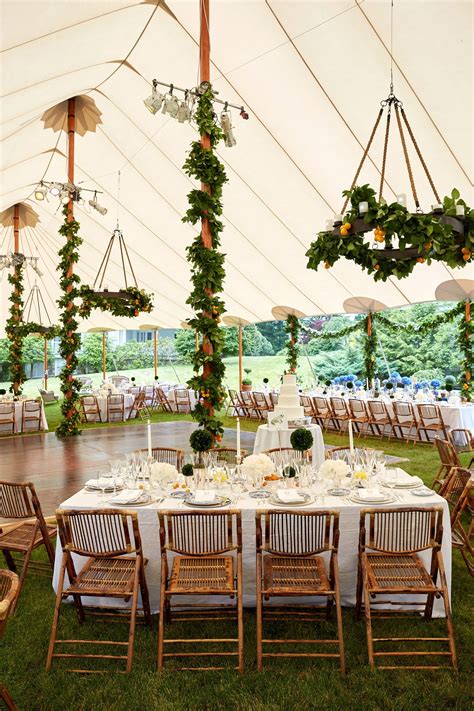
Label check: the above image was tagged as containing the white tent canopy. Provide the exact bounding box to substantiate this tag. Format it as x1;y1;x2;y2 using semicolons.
1;0;472;336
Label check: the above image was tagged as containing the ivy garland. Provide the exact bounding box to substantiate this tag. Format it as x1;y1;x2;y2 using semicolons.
285;315;300;373
306;185;473;282
458;316;473;401
55;206;83;437
182;86;228;438
5;258;27;395
363;316;377;386
374;301;464;335
302;319;364;341
78;286;153;319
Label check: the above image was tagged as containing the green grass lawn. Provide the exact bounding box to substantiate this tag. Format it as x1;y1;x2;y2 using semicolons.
1;419;473;710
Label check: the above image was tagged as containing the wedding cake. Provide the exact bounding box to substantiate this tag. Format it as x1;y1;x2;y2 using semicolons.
272;373;304;421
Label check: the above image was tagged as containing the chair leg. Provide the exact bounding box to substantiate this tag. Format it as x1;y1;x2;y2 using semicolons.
0;684;18;711
237;559;244;673
437;553;458;670
2;549;17;573
256;556;263;671
125;562;140;673
46;556;68;670
10;544;34;614
362;565;375;668
157;571;167;671
332;558;346;674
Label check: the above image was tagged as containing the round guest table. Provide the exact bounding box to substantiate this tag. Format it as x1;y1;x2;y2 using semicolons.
253;423;325;468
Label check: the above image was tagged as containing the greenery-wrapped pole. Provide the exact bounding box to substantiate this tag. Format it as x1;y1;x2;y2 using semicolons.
285;315;300;373
364;313;377;387
459;301;472;401
55;97;83;437
6;204;27;395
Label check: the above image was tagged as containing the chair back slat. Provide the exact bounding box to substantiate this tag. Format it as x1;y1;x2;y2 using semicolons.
361;507;443;553
56;509;137;557
435;438;460;467
367;400;389;419
160;511;240;555
258;510;339;556
0;481;36;519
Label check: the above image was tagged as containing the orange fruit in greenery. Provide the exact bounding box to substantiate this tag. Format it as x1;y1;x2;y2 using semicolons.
340;228;348;236
374;264;380;270
324;261;331;269
374;235;384;243
343;222;352;230
466;372;471;381
416;257;425;263
463;253;471;261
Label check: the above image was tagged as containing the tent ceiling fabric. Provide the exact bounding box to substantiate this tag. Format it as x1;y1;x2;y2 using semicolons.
0;0;472;332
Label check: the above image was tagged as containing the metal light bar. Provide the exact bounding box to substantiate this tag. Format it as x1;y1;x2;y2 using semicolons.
151;79;249;118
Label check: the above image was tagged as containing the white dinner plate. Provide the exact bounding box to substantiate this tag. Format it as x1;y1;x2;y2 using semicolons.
349;492;396;505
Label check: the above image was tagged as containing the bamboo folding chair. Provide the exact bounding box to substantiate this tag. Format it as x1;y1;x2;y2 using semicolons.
157;510;243;672
450;480;473;577
0;402;16;436
263;447;312;464
414;404;449;445
299;395;314;420
135;447;184;472
0;570;20;711
80;395;102;424
154;387;173;413
174;389;192;414
46;509;151;674
0;481;56;613
433;438;460;491
329;397;350;432
392;401;417;443
239;391;257;419
439;467;472;509
226;389;243;417
348;399;372;437
252;392;271;420
312;397;336;431
129;391;151;420
107;393;125;422
255;510;345;673
21;399;43;432
210;447;248;464
269;392;279;408
356;506;457;670
448;429;474;468
367;400;394;439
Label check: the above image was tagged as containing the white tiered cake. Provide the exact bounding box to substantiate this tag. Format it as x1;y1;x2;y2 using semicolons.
273;373;304;421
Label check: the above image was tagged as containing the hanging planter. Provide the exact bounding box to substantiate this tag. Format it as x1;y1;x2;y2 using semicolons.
306;93;473;282
79;226;153;317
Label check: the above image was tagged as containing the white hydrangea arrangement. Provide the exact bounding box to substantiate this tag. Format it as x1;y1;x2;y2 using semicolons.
150;462;179;485
241;454;274;481
318;459;351;481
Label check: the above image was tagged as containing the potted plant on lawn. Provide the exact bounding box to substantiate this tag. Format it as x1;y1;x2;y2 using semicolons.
189;428;213;488
242;368;252;392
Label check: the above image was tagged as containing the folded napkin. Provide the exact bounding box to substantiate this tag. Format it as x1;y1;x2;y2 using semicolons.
277;489;305;504
357;489;387;502
109;489;143;504
387;469;422;486
193;490;216;504
85;477;113;488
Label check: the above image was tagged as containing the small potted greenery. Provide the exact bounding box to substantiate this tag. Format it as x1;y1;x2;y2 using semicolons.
189;429;213;486
385;381;394;398
323;379;331;395
242;368;252;391
290;427;314;462
182;463;194;478
444;375;455;394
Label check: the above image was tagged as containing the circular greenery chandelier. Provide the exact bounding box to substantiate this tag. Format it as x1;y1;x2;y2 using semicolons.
306;91;472;281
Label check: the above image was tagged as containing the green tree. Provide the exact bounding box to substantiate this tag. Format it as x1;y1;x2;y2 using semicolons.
174;330;197;363
112;340;153;370
22;336;54;378
77;333;114;373
256;321;287;352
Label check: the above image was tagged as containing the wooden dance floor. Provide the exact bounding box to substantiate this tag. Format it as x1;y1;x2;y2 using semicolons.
0;422;256;516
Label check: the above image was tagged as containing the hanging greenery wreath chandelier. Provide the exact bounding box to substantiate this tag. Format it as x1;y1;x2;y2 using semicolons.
306;92;473;282
306;0;472;282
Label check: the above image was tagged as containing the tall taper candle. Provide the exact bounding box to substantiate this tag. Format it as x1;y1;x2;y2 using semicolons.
348;419;355;456
236;417;241;459
147;418;152;458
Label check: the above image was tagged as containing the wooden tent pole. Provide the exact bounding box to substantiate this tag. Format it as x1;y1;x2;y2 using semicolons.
154;330;158;379
10;203;22;396
44;336;48;390
367;312;372;337
195;331;199;352
238;324;243;391
199;0;214;419
64;97;76;417
13;204;19;252
102;332;106;382
465;301;471;385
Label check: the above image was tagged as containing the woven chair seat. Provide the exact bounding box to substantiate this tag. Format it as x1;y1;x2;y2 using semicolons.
365;552;435;591
66;557;138;596
263;555;329;594
0;522;56;552
169;556;234;593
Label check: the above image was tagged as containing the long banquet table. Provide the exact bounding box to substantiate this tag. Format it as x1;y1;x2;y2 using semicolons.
53;482;451;618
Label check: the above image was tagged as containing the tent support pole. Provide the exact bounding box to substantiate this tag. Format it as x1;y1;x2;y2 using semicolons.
44;336;48;390
102;332;106;382
154;330;158;379
238;324;243;391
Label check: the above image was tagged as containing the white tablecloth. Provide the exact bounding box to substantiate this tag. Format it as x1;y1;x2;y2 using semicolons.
95;393;135;422
253;423;325;468
53;484;451;617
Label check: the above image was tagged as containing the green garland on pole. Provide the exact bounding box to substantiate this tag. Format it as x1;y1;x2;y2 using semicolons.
55;206;83;437
364;315;377;386
182;86;228;439
5;258;27;395
19;323;60;338
373;302;464;335
285;315;300;373
306;185;473;282
458;313;473;401
302;319;364;341
78;286;153;318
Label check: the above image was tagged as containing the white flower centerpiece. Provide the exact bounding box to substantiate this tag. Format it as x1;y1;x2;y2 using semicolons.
241;453;274;489
150;462;179;489
318;459;351;488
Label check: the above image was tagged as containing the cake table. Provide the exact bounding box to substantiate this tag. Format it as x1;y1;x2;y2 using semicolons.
253;422;325;468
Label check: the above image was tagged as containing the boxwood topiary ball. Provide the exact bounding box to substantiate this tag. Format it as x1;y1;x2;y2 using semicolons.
189;428;213;453
290;427;314;452
182;463;194;477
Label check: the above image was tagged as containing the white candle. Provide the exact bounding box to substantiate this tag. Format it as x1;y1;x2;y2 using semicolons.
456;204;465;216
397;194;406;207
366;378;369;390
147;418;152;457
236;417;241;459
333;214;343;225
359;201;369;215
325;219;334;231
431;203;443;213
348;419;355;456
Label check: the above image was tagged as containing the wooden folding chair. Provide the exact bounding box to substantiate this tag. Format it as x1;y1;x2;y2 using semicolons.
0;570;20;711
226;389;243;417
107;393;125;422
450;480;473;576
367;400;394;439
299;395;314;420
252;392;271;420
0;481;56;613
46;509;151;673
154;387;173;413
256;510;345;673
348;399;371;437
0;402;16;436
80;395;102;424
157;510;243;672
448;429;474;468
356;506;457;670
433;438;460;491
239;391;257;419
329;397;350;432
21;399;43;432
312;397;336;431
210;447;248;464
135;446;184;471
129;391;151;420
439;467;472;508
392;401;417;443
415;404;449;445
